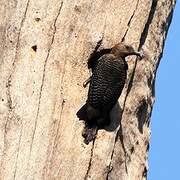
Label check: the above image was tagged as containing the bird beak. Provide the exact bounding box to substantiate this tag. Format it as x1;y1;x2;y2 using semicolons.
133;51;143;59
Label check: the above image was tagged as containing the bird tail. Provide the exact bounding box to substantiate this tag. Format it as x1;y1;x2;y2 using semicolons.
76;103;88;120
76;103;101;124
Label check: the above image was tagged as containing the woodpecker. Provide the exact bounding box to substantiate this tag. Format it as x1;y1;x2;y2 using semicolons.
77;43;142;144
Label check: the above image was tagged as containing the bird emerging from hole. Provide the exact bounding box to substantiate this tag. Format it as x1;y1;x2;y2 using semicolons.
77;42;142;144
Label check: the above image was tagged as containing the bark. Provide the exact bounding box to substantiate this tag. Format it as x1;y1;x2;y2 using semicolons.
0;0;175;180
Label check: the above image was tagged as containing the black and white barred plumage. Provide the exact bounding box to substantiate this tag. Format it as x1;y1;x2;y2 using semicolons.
87;54;127;124
77;43;142;144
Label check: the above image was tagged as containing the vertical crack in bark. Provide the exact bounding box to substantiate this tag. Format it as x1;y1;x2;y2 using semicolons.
84;140;95;180
105;135;118;180
26;1;64;175
123;0;158;111
5;0;30;123
1;0;30;177
13;127;23;180
46;57;67;177
106;0;159;178
106;71;137;178
139;0;158;49
48;98;65;174
121;0;140;42
6;0;30;111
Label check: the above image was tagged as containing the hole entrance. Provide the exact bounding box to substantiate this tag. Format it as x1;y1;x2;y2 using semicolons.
31;45;37;52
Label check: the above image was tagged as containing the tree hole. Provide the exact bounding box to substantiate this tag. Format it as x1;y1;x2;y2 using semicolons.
31;45;37;52
35;17;41;22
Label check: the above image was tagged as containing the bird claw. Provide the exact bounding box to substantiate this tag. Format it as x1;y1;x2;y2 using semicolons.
83;76;91;88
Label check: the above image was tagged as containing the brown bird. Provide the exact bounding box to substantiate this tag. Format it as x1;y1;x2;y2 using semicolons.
77;43;142;144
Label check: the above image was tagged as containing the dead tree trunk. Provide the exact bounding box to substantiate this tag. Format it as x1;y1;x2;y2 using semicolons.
0;0;175;179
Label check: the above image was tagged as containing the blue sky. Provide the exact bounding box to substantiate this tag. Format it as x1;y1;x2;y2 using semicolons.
148;1;180;180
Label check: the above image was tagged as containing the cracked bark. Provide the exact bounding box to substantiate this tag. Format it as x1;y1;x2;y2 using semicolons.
28;0;64;166
0;0;175;180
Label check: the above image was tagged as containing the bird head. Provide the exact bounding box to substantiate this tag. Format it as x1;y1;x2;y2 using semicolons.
111;43;142;58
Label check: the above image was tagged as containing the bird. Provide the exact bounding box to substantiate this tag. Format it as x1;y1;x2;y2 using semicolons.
77;43;142;144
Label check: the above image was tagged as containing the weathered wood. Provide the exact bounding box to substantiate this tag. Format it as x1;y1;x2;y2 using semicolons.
0;0;175;179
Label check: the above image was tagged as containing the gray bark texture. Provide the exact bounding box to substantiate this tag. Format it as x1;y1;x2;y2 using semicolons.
0;0;175;179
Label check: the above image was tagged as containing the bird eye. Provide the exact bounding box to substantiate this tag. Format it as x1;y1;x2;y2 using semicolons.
125;45;130;50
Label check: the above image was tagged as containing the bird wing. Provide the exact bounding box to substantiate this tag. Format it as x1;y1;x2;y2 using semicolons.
87;54;127;111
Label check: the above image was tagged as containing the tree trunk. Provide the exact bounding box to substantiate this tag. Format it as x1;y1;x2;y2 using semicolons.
0;0;175;179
